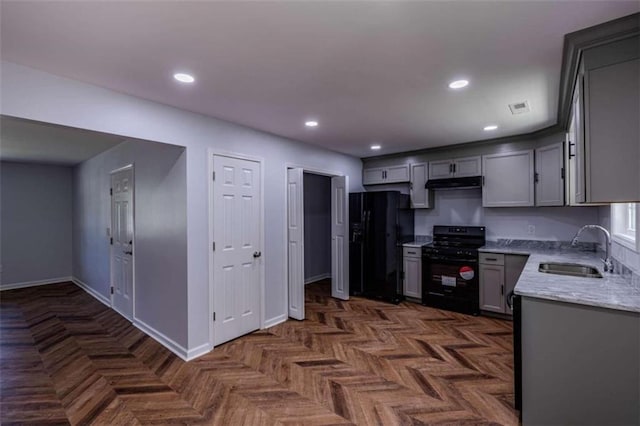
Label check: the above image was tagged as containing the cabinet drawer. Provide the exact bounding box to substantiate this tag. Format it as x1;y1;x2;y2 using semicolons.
479;253;505;265
403;247;421;258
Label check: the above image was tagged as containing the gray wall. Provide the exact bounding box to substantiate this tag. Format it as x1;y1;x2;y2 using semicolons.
0;162;72;286
1;61;364;352
303;173;331;283
599;205;640;274
415;189;601;242
73;139;187;347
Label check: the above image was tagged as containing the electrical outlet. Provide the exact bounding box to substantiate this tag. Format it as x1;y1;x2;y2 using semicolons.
527;225;536;235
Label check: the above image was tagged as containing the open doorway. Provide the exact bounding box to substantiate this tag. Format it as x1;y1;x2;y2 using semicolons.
286;167;348;321
303;173;332;296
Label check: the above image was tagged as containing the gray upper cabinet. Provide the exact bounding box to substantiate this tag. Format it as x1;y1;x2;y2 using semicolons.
362;164;410;185
482;150;535;207
535;142;565;206
409;162;432;208
577;35;640;203
428;156;481;180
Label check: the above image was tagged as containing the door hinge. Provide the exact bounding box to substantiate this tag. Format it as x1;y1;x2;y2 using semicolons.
213;312;216;322
212;171;216;181
561;167;565;180
212;242;215;251
110;237;113;245
110;287;114;295
110;188;113;196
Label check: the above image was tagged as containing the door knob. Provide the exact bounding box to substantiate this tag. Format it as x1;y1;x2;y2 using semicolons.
253;251;262;258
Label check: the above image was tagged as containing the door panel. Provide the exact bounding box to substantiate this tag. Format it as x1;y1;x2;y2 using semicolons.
213;155;261;345
454;156;482;177
331;176;349;300
287;168;305;320
111;167;134;320
479;264;505;313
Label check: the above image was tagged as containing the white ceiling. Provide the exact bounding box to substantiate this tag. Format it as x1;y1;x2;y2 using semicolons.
0;116;125;166
1;2;638;158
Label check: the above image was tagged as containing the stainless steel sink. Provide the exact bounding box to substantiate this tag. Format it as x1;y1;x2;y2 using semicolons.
538;262;603;278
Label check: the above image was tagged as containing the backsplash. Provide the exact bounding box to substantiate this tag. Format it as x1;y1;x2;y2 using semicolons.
414;189;602;242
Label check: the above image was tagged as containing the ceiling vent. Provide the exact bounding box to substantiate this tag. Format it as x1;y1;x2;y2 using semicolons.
509;100;531;115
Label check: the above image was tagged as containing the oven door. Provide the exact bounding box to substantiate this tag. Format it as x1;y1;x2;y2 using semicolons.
424;257;479;299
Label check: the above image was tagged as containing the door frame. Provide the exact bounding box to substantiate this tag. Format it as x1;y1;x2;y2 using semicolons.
208;149;265;349
109;163;135;321
284;163;346;318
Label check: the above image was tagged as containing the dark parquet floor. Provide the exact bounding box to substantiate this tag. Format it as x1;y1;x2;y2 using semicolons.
0;280;517;425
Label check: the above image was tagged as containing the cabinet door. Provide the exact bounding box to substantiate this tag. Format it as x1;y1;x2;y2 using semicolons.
585;53;640;202
535;142;565;206
363;167;386;185
410;163;431;208
428;160;453;179
482;150;535;207
454;156;482;177
479;264;505;313
573;76;587;203
385;164;410;183
403;255;422;299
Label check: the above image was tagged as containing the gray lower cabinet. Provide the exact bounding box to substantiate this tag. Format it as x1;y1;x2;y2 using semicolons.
402;246;422;300
521;297;639;425
480;253;527;315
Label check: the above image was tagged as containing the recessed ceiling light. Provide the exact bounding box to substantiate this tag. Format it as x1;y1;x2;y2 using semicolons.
448;79;469;89
173;73;195;83
484;125;499;131
305;120;319;128
370;145;381;150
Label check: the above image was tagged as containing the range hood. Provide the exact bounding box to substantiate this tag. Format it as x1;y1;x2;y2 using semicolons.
425;176;482;190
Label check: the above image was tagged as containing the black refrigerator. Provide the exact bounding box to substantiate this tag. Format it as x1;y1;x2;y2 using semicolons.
349;191;414;304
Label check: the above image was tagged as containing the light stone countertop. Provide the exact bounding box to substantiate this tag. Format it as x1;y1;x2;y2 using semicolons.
480;242;640;313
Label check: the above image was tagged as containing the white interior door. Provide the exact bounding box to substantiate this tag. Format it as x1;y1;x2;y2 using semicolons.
287;168;305;320
331;175;349;300
213;155;262;346
110;166;134;320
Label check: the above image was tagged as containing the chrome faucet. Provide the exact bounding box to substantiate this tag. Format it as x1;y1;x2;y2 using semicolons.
571;225;613;273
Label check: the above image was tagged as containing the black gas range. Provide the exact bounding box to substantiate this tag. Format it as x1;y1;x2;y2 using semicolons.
422;226;486;315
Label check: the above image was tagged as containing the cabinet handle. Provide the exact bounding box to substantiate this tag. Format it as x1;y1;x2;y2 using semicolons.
407;251;416;255
569;141;576;159
453;163;456;174
501;285;504;296
485;257;498;261
449;163;453;174
534;172;539;183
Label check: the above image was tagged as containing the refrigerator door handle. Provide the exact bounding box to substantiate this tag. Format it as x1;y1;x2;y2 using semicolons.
365;210;371;240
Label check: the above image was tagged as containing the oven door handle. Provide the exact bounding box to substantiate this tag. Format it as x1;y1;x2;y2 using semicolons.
425;257;478;264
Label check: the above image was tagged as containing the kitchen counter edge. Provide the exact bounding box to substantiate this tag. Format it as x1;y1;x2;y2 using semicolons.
479;243;640;314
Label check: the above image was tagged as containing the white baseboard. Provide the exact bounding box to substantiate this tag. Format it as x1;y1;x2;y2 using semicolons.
0;276;73;291
133;317;190;361
71;277;111;307
263;313;288;328
304;273;331;285
185;342;212;361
